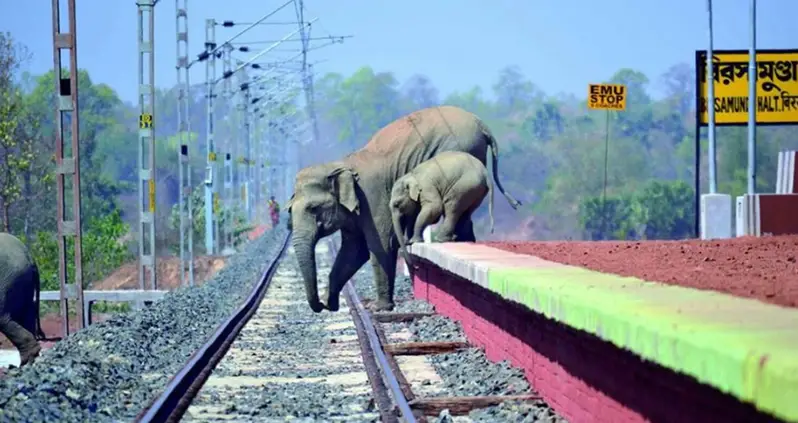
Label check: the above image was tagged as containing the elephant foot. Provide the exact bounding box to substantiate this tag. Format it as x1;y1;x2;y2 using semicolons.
372;300;395;312
19;344;41;367
408;236;424;245
308;300;326;313
325;295;340;312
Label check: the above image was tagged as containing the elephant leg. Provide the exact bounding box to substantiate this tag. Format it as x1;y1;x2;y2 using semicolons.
453;211;477;243
369;251;397;312
0;314;40;366
410;203;442;244
435;210;459;242
326;230;369;312
13;268;39;337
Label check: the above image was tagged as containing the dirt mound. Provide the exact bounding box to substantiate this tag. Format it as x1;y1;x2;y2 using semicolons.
484;234;798;309
92;255;226;291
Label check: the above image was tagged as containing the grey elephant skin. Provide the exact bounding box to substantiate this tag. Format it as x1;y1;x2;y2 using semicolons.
390;151;495;261
0;232;45;367
287;105;521;313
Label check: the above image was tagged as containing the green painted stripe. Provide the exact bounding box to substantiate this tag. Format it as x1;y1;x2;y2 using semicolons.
487;266;798;422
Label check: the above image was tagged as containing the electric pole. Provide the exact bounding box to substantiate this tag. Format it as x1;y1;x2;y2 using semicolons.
138;0;157;291
175;0;194;286
221;43;234;253
51;0;85;335
203;19;219;255
294;0;321;146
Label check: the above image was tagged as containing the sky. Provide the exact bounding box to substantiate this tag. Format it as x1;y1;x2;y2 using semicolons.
1;0;796;104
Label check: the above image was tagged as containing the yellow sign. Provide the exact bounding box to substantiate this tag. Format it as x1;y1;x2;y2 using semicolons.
148;179;156;212
208;152;217;162
696;49;798;125
139;113;153;129
587;84;627;111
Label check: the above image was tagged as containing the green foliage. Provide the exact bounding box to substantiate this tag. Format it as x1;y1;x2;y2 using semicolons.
26;210;133;292
635;180;694;240
167;184;254;252
578;195;641;241
578;180;695;241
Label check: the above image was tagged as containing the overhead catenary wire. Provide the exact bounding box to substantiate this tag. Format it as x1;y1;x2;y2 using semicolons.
192;0;295;67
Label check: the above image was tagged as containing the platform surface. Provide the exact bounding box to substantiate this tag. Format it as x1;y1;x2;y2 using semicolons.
408;242;798;422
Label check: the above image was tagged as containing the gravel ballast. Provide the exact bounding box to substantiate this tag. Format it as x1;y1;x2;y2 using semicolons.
353;266;568;423
0;224;290;423
184;240;380;422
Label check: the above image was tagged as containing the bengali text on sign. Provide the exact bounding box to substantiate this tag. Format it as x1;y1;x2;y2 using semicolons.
696;49;798;125
587;84;627;111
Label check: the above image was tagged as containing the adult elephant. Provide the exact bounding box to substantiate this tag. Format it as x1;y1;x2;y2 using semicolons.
0;232;45;367
287;105;521;313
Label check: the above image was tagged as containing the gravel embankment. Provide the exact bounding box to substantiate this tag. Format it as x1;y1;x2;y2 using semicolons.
352;266;568;423
0;223;290;423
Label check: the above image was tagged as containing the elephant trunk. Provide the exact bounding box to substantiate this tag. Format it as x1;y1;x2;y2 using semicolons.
292;228;325;313
392;209;412;265
392;210;408;251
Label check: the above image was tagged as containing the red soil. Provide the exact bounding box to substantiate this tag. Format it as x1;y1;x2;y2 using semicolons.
482;235;798;309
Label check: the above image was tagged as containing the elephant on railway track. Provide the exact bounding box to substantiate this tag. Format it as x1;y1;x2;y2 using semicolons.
0;232;45;367
286;105;521;313
390;151;494;257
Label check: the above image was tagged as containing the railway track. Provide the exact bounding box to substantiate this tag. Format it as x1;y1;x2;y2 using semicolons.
134;232;539;422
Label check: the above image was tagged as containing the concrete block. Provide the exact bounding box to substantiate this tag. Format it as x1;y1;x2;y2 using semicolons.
735;193;798;237
735;196;746;237
700;193;732;240
777;150;797;194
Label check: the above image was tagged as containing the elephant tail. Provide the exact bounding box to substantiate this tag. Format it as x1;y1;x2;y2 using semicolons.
488;171;495;234
32;264;45;340
481;122;522;210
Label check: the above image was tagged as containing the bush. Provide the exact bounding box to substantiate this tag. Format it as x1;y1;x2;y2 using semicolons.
168;185;254;253
578;180;694;241
26;209;133;292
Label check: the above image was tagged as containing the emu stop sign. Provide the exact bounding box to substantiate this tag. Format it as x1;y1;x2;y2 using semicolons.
588;84;627;111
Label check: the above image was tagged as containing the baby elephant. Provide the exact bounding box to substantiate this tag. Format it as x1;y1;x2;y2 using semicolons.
0;232;45;367
390;151;494;251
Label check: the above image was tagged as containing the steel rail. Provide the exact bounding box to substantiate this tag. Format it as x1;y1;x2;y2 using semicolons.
328;239;417;423
135;231;292;423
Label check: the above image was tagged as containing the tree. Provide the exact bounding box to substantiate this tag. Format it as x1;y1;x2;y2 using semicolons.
401;74;440;111
492;65;540;117
27;210;133;291
0;32;36;235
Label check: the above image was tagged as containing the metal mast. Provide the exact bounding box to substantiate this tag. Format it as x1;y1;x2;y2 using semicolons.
294;0;321;147
137;0;157;291
242;67;253;222
176;0;194;286
51;0;85;335
221;43;234;252
203;19;218;255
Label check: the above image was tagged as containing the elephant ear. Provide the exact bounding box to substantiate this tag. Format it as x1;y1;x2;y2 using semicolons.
285;193;295;212
328;167;360;215
407;177;421;202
